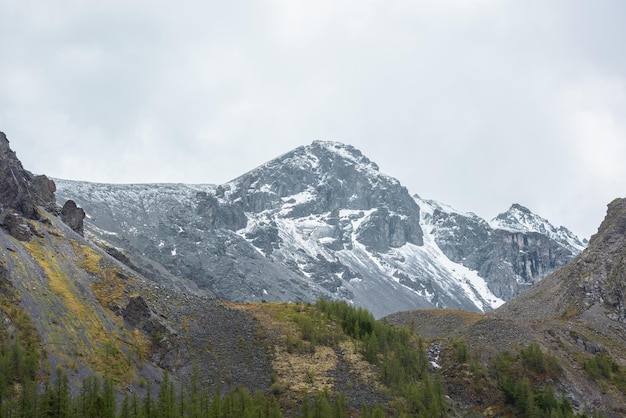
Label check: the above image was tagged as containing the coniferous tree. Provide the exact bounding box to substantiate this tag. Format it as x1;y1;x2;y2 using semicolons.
119;394;131;418
370;405;385;418
157;371;177;418
143;384;154;418
102;377;116;418
47;368;71;418
130;391;141;418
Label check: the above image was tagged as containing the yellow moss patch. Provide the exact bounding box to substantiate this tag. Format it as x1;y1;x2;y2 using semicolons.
130;328;152;361
24;239;134;383
25;240;92;325
71;242;132;324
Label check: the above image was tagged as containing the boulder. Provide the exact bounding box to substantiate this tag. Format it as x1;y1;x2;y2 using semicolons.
61;200;86;236
2;210;32;241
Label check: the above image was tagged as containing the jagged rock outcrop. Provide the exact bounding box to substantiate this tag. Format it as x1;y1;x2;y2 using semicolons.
0;132;85;240
0;132;62;240
60;199;86;236
0;132;57;222
123;295;171;340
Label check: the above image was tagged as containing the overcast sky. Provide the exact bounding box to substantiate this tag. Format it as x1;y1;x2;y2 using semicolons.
1;0;625;240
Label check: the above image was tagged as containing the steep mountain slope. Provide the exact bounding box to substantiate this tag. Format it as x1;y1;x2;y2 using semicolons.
386;198;626;416
56;141;582;317
0;132;273;395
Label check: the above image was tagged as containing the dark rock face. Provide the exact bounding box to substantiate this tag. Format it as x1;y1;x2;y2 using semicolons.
0;132;58;220
123;295;153;326
356;208;422;252
105;246;131;264
0;132;60;240
60;200;86;236
195;192;247;231
122;295;171;340
478;231;573;299
32;175;58;214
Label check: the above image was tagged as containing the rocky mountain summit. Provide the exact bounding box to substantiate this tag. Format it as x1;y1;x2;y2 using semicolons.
56;140;582;317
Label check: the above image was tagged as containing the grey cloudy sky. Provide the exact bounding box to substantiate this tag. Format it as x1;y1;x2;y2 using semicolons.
1;0;625;240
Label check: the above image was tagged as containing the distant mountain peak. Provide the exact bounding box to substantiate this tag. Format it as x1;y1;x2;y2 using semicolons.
489;203;585;253
231;140;379;185
226;141;408;220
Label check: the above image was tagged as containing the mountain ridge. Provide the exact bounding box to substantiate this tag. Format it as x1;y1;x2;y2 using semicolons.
54;140;583;317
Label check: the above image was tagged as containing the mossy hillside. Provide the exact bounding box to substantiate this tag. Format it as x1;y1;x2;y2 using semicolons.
235;300;447;416
71;241;134;320
233;302;354;394
22;236;136;383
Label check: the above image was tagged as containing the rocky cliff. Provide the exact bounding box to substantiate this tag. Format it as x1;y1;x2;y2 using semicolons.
0;132;59;240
